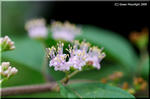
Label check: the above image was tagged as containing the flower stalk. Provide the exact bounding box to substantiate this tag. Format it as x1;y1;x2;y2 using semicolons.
60;70;80;84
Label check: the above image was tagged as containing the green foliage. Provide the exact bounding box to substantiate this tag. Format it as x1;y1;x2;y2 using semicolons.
1;36;46;87
2;2;51;36
46;25;139;80
2;91;62;98
136;36;149;50
58;82;78;98
76;25;138;72
1;23;147;98
59;82;135;98
72;64;125;80
2;36;45;72
48;67;65;81
2;3;29;36
2;59;45;88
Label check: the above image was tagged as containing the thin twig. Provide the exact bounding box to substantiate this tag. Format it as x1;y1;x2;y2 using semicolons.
0;82;57;96
41;43;51;82
60;70;80;84
0;79;97;96
1;70;80;97
42;55;50;82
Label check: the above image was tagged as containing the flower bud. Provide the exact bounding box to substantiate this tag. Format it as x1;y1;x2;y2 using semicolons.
1;62;10;69
140;81;147;91
0;36;15;51
122;82;129;90
128;88;135;94
100;78;107;83
0;62;18;78
10;67;18;75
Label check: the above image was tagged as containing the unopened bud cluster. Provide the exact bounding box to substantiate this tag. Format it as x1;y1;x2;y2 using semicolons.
0;62;18;78
108;71;123;80
133;77;147;91
100;71;123;84
122;82;136;94
0;36;15;51
46;40;105;71
100;73;148;95
25;18;48;38
129;27;149;49
122;77;147;94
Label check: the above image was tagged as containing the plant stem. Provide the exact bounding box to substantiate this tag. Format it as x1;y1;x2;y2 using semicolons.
60;70;80;84
1;79;96;96
0;82;57;96
136;47;148;77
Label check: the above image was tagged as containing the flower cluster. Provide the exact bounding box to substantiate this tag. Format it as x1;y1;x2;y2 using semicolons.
25;18;48;38
0;62;18;82
46;40;105;71
25;18;81;41
0;36;15;51
133;77;147;91
129;27;149;49
51;21;81;41
108;71;123;80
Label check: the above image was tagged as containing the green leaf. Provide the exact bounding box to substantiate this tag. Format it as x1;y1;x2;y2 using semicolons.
72;64;125;80
76;25;138;71
58;82;78;98
2;91;62;98
2;36;45;72
48;63;130;81
60;82;135;98
47;67;65;81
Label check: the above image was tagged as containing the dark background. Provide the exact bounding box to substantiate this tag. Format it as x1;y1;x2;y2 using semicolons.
42;1;149;38
2;1;149;37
